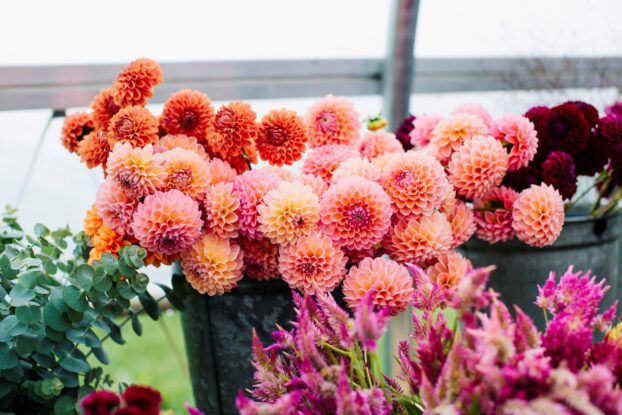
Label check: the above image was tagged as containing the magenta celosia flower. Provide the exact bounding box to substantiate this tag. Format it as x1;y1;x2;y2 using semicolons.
354;290;391;350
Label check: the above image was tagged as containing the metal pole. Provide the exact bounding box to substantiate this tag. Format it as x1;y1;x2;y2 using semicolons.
383;0;420;130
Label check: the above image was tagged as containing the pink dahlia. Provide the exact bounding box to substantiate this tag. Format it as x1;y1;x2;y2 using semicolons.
301;144;359;183
95;178;138;236
473;186;518;243
278;231;347;294
410;114;442;148
332;158;381;183
106;143;166;199
160;148;211;199
155;134;209;160
448;135;509;200
446;199;475;248
356;131;403;160
343;257;414;316
430;113;488;160
491;114;538;171
426;251;472;290
181;234;244;295
452;103;494;129
203;182;240;239
257;181;320;245
381;152;448;218
305;95;360;148
297;174;328;198
387;212;453;267
320;176;392;251
512;184;564;247
238;237;279;281
132;189;203;255
232;169;282;240
208;158;237;185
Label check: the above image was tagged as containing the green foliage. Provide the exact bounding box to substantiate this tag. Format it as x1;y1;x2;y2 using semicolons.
0;208;185;415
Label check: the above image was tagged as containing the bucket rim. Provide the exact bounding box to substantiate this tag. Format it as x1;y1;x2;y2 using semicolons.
564;208;621;224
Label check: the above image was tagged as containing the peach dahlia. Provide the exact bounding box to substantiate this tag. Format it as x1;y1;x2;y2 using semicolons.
512;184;564;247
305;95;360;148
301;144;359;183
356;131;403;160
430;113;488;160
206;101;258;160
106;143;166;199
203;182;241;239
107;106;159;148
160;148;211;199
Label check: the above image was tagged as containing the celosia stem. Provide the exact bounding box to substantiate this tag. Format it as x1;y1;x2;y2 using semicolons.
321;341;349;357
543;308;549;325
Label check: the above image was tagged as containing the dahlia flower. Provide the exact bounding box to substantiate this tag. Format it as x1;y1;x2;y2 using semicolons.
540;102;590;156
257;181;320;245
343;257;414;315
387;212;453;266
160;147;211;198
278;231;347;294
332;157;381;183
95;178;137;236
206;101;258;160
395;114;416;150
301;144;359;183
90;88;121;130
132;189;203;255
446;199;475;248
203;182;240;238
305;95;360;148
574;131;610;177
238;236;279;281
84;204;103;237
111;58;163;107
473;186;518;243
410;114;442;148
160;89;214;141
89;224;130;264
107;105;159;148
569;100;599;128
512;184;564;247
381;151;448;218
370;152;396;173
452;103;494;128
256;109;308;166
606;101;622;119
106;143;166;199
448;135;509;200
61;112;94;153
502;164;542;192
155;134;209;160
233;169;282;239
430;113;488;160
78;131;110;169
207;158;237;185
491;114;538;171
356;131;403;160
181;234;244;295
297;173;328;198
598;114;622;156
426;251;472;290
541;151;578;200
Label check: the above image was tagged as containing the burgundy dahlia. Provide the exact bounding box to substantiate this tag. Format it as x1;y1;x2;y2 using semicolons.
574;131;609;176
502;164;542;192
597;115;622;156
606;101;622;119
524;106;550;163
81;391;120;415
566;100;599;129
542;151;578;200
541;103;590;156
121;386;162;415
395;114;415;150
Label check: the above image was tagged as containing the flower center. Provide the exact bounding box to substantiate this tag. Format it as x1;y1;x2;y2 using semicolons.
297;260;317;276
117;172;140;192
116;117;135;136
180;110;199;131
316;111;338;133
161;236;177;247
344;202;371;229
552;120;567;136
395;170;414;187
168;168;193;190
215;109;234;130
267;127;287;146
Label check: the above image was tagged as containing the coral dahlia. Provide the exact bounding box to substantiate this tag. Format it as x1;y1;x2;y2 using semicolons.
446;199;475;248
61;112;94;153
90;88;121;130
160;89;214;141
111;58;163;107
208;158;238;185
356;131;403;160
473;186;518;244
491;114;538;171
512;184;564;247
160;148;211;199
78;131;110;169
426;251;472;290
305;95;360;148
95;178;138;236
233;169;282;240
301;144;359;183
206;101;258;160
106;143;166;199
155;134;209;160
332;158;381;183
84;204;103;237
256;109;308;166
107;106;159;148
203;182;240;239
238;236;280;281
430;113;488;160
452;103;494;128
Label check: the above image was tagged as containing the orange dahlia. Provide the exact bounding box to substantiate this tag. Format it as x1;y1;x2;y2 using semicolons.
89;224;131;264
106;143;166;199
320;176;391;250
78;131;110;169
512;184;564;247
155;134;209;160
446;199;475;248
208;158;237;185
61;112;94;153
107;106;159;148
356;131;403;160
430;113;488;160
203;182;240;239
448;135;509;200
181;234;244;295
95;178;138;236
233;169;282;240
90;88;121;130
426;251;472;290
206;101;258;160
256;109;308;166
278;231;347;295
111;58;163;107
144;251;179;268
132;189;203;255
160;148;211;199
343;257;413;315
84;204;103;237
238;236;279;281
257;181;320;245
387;212;453;267
381;152;448;218
305;95;360;148
332;157;381;183
301;144;359;183
223;151;255;175
160;89;214;141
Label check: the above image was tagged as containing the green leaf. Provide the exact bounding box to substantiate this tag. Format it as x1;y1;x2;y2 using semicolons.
91;346;109;365
34;224;50;238
42;303;71;331
53;395;76;415
50;286;68;312
35;338;54;354
0;382;12;399
41;377;63;397
62;286;88;312
33;352;55;368
100;253;118;275
0;315;28;337
43;260;58;275
130;311;143;336
117;281;135;300
55;368;79;387
117;258;136;278
0;343;18;369
18;270;42;288
15;305;41;325
157;284;184;311
75;264;94;291
93;269;113;292
0;255;17;279
15;334;38;355
138;293;160;320
9;284;35;306
59;355;90;373
103;317;125;345
65;328;101;348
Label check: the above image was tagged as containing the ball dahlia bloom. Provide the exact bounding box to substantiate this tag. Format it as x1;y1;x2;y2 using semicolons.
473;186;518;243
343;257;414;316
356;131;403;160
332;158;381;183
160;148;211;199
491;114;538;171
320;176;392;251
387;212;453;266
395;114;416;150
84;204;103;237
256;109;308;166
238;236;279;281
598;115;622;156
410;114;442;148
257;181;320;245
301;144;359;183
206;101;258;160
132;189;203;255
89;224;130;264
381;152;448;218
95;178;138;236
181;234;244;296
160;89;215;141
106;143;166;199
430;113;488;160
278;231;347;294
540;102;591;156
512;184;564;247
233;169;282;240
208;158;237;185
426;251;472;290
452;103;494;128
541;151;578;200
107;106;159;148
203;182;240;239
446;199;475;248
61;112;94;153
111;58;163;107
155;134;209;160
448;135;509;200
78;131;110;169
297;173;328;198
305;95;360;148
90;88;121;130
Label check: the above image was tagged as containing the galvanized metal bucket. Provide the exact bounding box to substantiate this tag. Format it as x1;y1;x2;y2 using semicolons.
460;208;621;328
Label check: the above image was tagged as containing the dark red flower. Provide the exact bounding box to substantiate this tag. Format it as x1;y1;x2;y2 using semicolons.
606;101;622;119
501;164;542;192
566;100;599;129
81;390;120;415
121;386;162;415
395;115;415;150
113;408;142;415
611;156;622;187
524;106;550;163
541;151;578;200
540;103;590;156
597;115;622;156
574;131;609;176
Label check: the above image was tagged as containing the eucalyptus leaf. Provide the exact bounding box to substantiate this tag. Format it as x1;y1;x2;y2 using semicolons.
75;264;94;291
59;355;90;374
16;305;41;325
0;343;18;369
62;286;88;312
42;303;71;331
8;284;35;306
